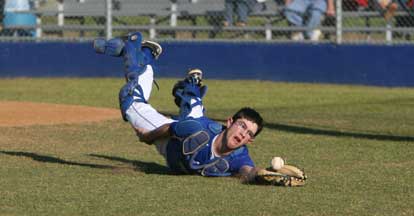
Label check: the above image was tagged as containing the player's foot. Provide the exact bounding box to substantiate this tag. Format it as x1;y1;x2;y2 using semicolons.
142;40;162;60
186;68;203;86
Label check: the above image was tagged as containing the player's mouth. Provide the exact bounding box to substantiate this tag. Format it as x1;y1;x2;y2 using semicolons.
233;136;242;144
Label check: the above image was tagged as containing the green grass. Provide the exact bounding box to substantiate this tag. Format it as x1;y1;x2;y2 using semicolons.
0;78;413;216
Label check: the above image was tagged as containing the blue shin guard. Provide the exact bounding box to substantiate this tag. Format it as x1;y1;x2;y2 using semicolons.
117;32;150;121
94;32;155;122
122;32;146;81
93;32;147;79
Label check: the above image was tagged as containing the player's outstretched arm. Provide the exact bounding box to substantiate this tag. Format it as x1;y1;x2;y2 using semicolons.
239;165;262;184
239;164;307;186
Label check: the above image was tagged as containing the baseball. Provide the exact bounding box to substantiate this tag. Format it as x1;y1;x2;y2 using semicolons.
271;157;284;170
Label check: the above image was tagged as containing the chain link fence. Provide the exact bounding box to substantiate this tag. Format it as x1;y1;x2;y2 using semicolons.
0;0;413;44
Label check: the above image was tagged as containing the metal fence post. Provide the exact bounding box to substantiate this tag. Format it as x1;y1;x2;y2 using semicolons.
171;1;177;27
386;21;393;44
106;0;113;40
336;0;342;44
34;0;42;38
57;0;64;26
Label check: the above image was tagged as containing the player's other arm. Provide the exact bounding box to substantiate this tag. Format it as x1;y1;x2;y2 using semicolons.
133;123;171;144
239;165;264;184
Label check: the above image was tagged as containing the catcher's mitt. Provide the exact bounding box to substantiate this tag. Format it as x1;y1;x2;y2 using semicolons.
256;164;307;187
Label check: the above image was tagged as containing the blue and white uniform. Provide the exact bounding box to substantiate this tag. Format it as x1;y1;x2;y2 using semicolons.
166;116;254;176
99;32;255;176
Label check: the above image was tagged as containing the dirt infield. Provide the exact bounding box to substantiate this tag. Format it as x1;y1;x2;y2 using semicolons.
0;101;120;127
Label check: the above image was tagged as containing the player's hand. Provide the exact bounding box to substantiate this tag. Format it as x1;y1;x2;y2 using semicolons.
133;127;151;144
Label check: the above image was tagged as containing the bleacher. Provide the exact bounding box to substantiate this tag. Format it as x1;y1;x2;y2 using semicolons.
13;0;285;40
3;0;413;42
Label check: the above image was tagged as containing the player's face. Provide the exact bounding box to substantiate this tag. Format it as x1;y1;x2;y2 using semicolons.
225;118;258;150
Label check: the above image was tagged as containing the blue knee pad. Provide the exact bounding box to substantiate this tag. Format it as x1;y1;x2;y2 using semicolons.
118;81;147;122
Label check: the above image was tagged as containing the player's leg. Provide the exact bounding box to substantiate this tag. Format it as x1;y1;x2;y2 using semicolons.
172;68;208;119
121;33;174;131
94;32;173;131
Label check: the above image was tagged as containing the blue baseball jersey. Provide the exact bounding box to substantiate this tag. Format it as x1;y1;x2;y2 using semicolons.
165;116;254;176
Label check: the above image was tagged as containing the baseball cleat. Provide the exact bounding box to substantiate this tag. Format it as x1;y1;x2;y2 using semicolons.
142;40;162;59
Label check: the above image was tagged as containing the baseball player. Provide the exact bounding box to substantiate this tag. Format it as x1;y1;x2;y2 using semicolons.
93;32;306;186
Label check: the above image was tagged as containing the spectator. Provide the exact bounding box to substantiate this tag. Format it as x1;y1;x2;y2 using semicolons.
223;0;260;26
0;0;4;31
3;0;36;37
377;0;398;20
353;0;398;20
284;0;335;41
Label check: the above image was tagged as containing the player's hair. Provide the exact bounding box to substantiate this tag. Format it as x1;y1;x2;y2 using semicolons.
232;107;264;137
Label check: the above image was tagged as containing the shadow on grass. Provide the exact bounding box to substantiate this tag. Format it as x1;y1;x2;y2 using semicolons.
0;150;173;175
161;112;414;142
88;154;172;175
265;122;414;142
0;150;115;169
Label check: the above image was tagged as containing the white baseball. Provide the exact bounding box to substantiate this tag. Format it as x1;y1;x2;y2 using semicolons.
271;157;285;170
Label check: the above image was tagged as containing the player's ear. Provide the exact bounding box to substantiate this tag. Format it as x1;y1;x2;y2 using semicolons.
247;137;255;144
226;117;233;128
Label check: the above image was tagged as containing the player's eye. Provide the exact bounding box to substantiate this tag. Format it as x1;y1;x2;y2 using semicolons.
235;121;255;139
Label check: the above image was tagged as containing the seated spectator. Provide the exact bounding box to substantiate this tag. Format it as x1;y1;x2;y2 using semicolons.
3;0;36;37
377;0;398;20
223;0;260;26
0;0;4;31
284;0;335;41
354;0;398;20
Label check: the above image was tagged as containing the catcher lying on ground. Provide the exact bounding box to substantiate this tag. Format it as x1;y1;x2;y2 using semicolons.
93;31;307;186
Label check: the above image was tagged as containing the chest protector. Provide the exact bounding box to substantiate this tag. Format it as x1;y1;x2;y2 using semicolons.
169;119;232;177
